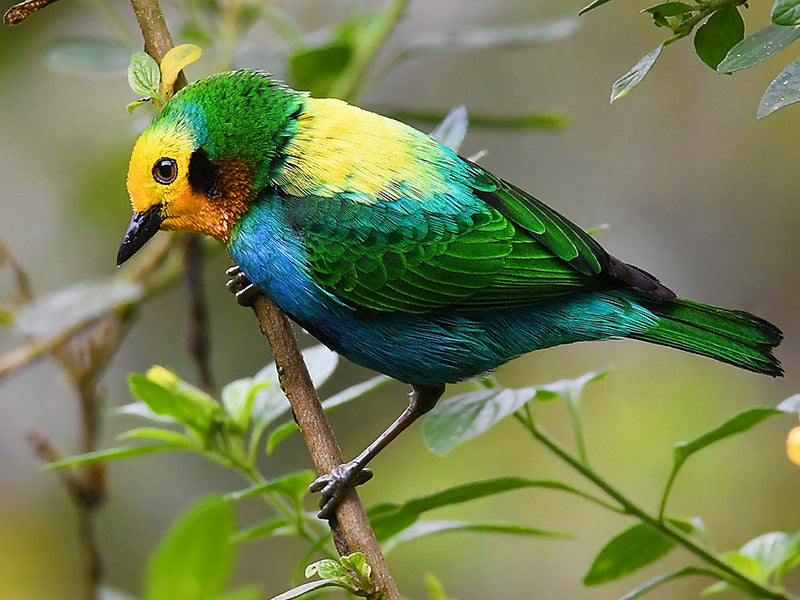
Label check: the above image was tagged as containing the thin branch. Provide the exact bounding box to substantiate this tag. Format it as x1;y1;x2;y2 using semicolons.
3;0;63;25
183;235;214;392
250;294;400;600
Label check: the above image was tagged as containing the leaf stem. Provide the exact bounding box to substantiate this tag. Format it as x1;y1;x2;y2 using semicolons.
515;411;792;600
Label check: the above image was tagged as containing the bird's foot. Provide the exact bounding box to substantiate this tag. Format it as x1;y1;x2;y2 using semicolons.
225;265;261;307
309;462;374;520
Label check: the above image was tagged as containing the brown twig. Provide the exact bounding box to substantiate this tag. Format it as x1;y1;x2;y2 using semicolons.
3;0;62;25
250;295;400;600
183;235;214;391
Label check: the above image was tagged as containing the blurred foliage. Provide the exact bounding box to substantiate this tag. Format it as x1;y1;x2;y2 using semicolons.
581;0;800;116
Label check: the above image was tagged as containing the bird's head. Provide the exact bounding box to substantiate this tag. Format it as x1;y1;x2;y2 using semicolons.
117;70;302;266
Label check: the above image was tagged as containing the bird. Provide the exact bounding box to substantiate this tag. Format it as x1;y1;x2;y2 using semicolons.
118;69;783;518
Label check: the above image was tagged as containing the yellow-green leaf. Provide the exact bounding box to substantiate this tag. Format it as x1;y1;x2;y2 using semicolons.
160;44;202;100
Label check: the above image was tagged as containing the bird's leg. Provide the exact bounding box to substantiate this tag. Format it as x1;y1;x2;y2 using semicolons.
309;383;446;520
225;264;262;307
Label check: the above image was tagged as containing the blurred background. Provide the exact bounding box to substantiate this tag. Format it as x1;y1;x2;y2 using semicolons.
0;1;798;599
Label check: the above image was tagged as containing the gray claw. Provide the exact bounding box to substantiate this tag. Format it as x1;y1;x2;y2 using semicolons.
310;463;374;520
225;265;262;307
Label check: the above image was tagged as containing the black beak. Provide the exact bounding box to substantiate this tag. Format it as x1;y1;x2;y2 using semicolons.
117;204;164;266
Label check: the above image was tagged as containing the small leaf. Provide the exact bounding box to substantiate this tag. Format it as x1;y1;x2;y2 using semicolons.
382;520;570;553
232;518;288;544
160;44;202;100
611;44;663;102
305;559;348;580
368;476;604;541
673;407;786;466
422;386;538;455
43;37;131;75
617;566;718;600
424;573;451;600
128;51;162;99
739;531;800;581
129;372;224;436
15;278;142;338
429;106;468;153
117;428;196;446
694;6;745;70
718;24;800;73
145;495;237;600
127;99;151;113
47;443;187;470
221;379;273;433
643;3;694;28
116;401;175;424
340;553;372;591
583;520;693;585
579;0;616;16
772;0;800;26
226;470;316;507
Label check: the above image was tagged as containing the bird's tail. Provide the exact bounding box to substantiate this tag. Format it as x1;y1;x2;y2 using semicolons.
629;296;783;376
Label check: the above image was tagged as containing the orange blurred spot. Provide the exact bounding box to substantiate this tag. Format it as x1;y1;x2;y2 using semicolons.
787;425;800;466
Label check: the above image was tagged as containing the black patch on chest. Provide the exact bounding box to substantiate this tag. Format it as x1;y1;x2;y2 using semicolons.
188;147;218;198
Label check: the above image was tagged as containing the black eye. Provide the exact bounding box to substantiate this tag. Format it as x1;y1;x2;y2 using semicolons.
152;157;178;184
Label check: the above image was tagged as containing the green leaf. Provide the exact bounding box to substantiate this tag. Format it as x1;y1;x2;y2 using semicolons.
266;375;389;454
422;386;538;455
289;42;352;97
643;3;694;28
611;44;663;102
429;106;468;153
117;428;196;447
694;7;745;70
266;580;344;600
579;0;616;16
15;278;142;338
129;371;224;436
226;470;316;508
145;495;236;600
128;51;162;99
617;566;718;600
368;476;605;541
739;531;800;582
47;443;188;469
382;520;570;553
772;0;800;25
674;407;786;466
232;518;288;544
340;553;371;588
305;559;348;580
43;37;131;75
127;99;151;114
583;520;693;585
717;25;800;73
221;379;273;433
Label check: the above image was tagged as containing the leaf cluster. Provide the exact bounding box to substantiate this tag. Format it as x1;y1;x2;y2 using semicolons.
583;0;800;116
